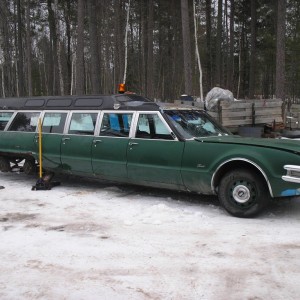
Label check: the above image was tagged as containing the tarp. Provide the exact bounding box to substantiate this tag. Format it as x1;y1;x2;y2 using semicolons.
205;87;234;110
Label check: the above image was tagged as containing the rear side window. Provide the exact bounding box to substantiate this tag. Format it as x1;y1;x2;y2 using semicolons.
68;112;98;135
8;112;40;132
42;112;67;134
135;113;173;140
100;113;133;137
0;112;14;131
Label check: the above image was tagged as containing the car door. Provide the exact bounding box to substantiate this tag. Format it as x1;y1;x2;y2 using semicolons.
60;111;98;174
36;111;68;170
126;112;185;189
2;111;41;155
91;111;133;180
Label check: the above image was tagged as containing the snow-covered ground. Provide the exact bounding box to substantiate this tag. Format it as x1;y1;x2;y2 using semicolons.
0;170;300;300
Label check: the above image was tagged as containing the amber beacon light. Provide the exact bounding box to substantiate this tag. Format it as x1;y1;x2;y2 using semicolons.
118;83;126;93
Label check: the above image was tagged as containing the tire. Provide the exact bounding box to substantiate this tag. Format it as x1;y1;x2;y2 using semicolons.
218;168;270;218
0;156;11;172
23;159;36;175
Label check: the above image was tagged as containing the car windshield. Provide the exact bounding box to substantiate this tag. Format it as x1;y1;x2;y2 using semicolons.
164;109;230;139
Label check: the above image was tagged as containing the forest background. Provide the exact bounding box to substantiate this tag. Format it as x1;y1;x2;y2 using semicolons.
0;0;296;103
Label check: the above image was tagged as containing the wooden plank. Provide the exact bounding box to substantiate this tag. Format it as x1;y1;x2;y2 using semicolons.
222;119;253;126
221;110;253;117
255;109;282;116
254;102;282;108
255;116;283;123
223;119;252;125
291;104;300;112
221;116;283;126
221;102;252;109
221;100;282;110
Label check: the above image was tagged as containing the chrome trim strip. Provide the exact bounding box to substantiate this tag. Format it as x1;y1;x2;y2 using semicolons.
282;165;300;183
284;165;300;172
282;175;300;184
211;158;274;198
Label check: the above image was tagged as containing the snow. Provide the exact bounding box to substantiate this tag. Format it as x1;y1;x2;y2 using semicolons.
1;170;300;299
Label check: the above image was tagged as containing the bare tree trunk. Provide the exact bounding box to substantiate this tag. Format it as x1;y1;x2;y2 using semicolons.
53;0;64;95
47;0;61;95
123;0;130;85
141;0;147;94
62;0;72;94
193;0;203;101
206;0;212;91
181;0;192;95
114;0;123;91
227;0;234;92
75;0;85;95
88;0;101;94
215;0;222;87
1;65;5;98
237;27;242;99
0;0;13;97
249;0;256;99
25;0;32;96
146;0;154;98
17;0;25;96
275;0;286;100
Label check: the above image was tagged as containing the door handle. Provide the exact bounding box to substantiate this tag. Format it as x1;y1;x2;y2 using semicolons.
129;142;138;146
93;139;102;146
62;137;70;144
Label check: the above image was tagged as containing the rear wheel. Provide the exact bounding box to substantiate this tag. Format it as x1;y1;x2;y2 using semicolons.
218;168;270;217
0;157;10;172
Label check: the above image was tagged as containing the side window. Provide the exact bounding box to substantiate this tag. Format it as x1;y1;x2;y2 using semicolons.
8;112;40;132
135;114;173;140
68;112;97;135
100;113;133;137
0;112;14;131
42;112;67;134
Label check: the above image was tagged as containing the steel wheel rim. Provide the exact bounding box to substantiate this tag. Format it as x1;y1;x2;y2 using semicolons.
229;179;257;207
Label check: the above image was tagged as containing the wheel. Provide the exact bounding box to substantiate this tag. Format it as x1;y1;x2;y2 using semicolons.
0;156;11;172
218;168;270;218
23;159;36;175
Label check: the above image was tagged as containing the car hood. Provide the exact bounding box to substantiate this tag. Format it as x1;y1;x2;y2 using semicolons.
194;135;300;154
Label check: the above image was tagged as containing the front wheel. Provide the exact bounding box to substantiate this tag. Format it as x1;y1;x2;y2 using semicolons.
218;168;270;217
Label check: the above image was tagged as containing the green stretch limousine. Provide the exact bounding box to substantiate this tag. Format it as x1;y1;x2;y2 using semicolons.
0;93;300;217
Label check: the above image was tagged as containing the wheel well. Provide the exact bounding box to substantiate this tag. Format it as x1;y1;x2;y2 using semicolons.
212;160;271;196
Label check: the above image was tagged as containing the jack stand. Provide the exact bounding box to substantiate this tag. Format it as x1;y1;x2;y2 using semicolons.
32;173;60;191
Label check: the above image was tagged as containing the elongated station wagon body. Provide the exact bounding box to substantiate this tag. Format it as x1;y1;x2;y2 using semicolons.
0;94;300;217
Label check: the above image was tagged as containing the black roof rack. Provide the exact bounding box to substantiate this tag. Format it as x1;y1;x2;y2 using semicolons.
0;94;160;111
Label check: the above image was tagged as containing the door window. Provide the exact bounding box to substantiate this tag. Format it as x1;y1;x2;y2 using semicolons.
8;112;40;132
0;112;14;131
42;112;67;134
100;113;133;137
135;113;173;140
68;112;97;135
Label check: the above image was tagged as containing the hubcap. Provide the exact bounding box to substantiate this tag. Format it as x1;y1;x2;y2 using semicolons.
232;184;251;203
